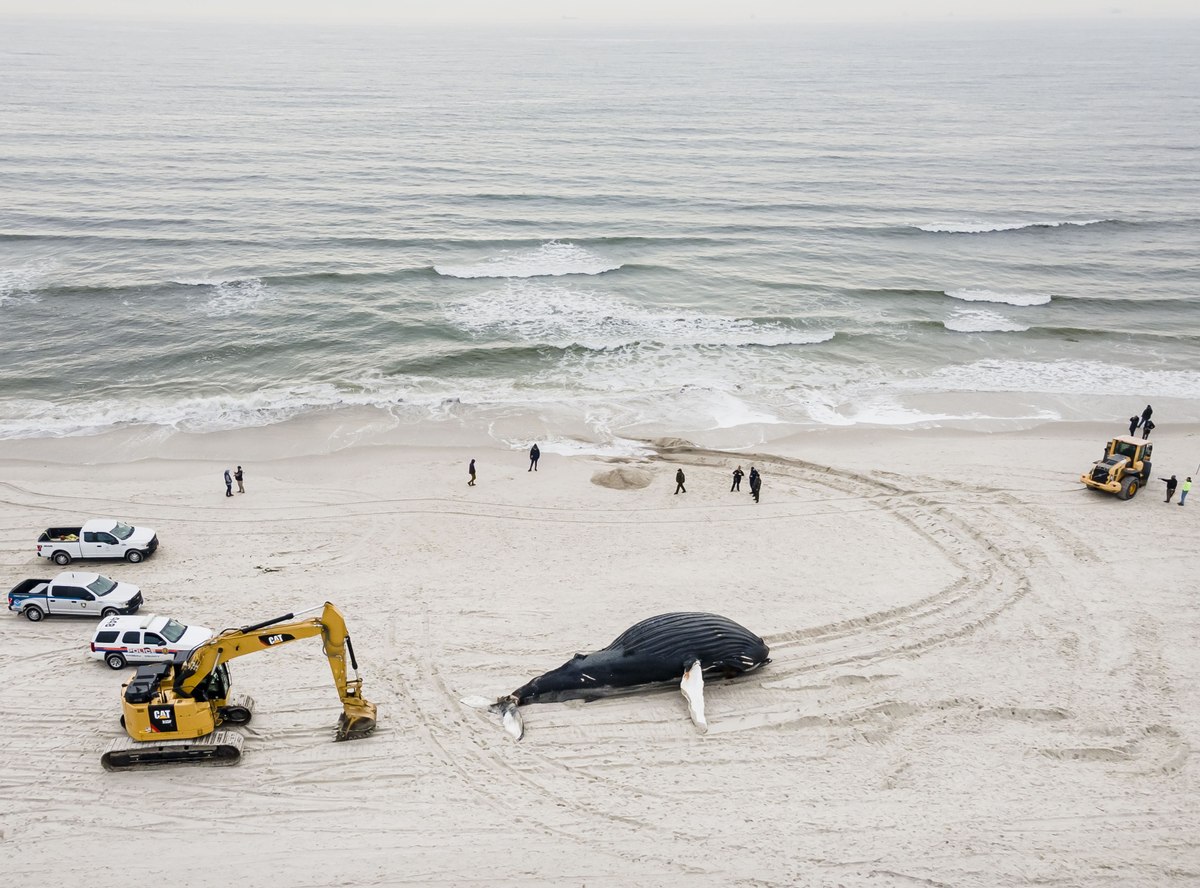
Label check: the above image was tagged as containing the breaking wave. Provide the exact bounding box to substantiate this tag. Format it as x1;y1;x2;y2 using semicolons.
946;288;1053;307
434;241;623;279
915;219;1112;233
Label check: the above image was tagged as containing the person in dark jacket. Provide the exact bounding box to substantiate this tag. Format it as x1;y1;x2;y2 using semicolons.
1141;404;1153;426
1141;419;1155;440
468;458;476;486
750;469;762;503
1162;474;1178;503
674;468;686;494
731;466;744;491
223;468;233;497
1128;415;1140;436
234;465;245;494
529;443;540;472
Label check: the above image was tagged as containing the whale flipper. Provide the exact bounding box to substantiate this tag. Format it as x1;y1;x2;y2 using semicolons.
680;659;707;733
499;697;525;741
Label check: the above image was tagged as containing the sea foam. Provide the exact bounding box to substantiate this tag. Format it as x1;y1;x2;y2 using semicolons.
446;280;834;350
943;309;1030;333
0;258;53;306
174;277;276;317
907;359;1200;398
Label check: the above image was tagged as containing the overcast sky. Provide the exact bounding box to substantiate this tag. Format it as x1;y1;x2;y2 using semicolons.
1;0;1196;25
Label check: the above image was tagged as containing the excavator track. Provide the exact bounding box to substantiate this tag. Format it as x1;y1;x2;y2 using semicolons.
101;729;244;772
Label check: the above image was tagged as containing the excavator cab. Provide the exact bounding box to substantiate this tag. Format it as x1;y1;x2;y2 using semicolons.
1081;436;1152;500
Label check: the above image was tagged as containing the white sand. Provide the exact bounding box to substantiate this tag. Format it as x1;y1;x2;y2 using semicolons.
1;423;1197;886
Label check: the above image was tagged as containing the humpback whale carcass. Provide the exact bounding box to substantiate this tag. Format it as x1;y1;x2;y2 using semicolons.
469;612;770;740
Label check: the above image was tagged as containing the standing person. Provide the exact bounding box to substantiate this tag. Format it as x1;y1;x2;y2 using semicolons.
529;443;540;472
731;465;744;492
1180;477;1192;506
674;468;686;495
1141;419;1156;440
1162;474;1178;503
750;470;762;504
234;465;245;494
1128;415;1140;436
223;468;233;498
1141;404;1153;427
748;466;759;495
468;458;476;487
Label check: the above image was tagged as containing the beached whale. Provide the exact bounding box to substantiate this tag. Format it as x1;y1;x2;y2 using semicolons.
467;612;770;740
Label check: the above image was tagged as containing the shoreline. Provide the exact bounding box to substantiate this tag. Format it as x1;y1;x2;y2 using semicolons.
1;401;1197;467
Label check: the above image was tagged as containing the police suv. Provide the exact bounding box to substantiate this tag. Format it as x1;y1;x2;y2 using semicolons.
90;613;213;669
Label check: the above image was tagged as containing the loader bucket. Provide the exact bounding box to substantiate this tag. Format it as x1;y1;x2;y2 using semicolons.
335;699;377;741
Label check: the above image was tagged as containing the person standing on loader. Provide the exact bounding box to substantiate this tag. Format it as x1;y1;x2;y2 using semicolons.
1162;474;1178;503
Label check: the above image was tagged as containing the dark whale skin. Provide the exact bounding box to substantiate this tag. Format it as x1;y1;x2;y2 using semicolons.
510;612;770;705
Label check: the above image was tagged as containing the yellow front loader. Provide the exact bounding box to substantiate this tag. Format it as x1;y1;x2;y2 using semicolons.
101;601;377;770
1080;436;1153;500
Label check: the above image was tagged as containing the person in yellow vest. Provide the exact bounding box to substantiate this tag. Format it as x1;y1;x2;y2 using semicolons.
1180;477;1192;506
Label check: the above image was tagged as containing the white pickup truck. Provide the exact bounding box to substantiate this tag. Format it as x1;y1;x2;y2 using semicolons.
36;519;159;565
7;572;144;622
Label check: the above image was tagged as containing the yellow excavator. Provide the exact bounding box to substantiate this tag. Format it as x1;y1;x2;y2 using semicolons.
101;601;377;771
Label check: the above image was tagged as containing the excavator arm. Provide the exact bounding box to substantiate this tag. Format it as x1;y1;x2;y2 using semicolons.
176;601;377;741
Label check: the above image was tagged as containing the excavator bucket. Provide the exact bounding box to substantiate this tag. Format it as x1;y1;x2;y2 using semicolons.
336;699;377;741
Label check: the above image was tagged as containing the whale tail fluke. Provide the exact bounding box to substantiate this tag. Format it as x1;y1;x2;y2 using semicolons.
680;659;708;733
461;694;526;741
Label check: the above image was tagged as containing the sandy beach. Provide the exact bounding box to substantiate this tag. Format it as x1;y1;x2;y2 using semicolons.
1;422;1197;887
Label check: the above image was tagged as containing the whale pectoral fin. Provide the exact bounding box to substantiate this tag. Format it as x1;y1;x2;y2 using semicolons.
680;659;708;734
500;697;525;741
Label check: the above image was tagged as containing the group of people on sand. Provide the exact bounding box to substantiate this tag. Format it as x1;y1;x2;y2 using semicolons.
1128;404;1156;440
222;466;245;497
1160;473;1191;506
675;464;762;503
733;465;762;503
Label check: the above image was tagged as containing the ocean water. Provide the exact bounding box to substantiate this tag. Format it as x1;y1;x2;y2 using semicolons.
2;18;1198;451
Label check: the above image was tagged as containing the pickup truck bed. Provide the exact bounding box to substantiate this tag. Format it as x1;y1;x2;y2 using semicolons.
9;578;51;598
39;528;82;543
